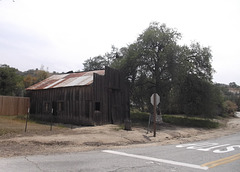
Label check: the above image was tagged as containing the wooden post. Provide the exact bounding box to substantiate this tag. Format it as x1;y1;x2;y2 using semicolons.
153;93;156;137
50;108;53;131
24;108;30;132
150;93;160;137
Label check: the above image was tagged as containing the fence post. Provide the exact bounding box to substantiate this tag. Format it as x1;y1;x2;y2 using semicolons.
25;108;30;132
50;108;53;131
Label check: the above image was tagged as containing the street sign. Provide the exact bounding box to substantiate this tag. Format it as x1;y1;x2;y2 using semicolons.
151;93;160;105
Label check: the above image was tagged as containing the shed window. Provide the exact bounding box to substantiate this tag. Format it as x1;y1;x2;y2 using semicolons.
44;102;51;113
95;102;101;111
57;102;64;112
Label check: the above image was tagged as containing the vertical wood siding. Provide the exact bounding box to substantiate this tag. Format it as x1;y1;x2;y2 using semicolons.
27;67;130;125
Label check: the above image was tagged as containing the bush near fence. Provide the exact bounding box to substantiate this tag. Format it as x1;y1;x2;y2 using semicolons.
130;110;219;128
0;95;30;116
162;115;219;128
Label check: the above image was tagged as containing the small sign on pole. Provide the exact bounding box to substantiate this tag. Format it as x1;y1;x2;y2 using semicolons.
150;93;160;137
151;93;160;106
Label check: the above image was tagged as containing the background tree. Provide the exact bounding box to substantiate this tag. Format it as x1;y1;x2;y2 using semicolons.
223;100;238;116
0;64;24;96
179;75;223;117
83;46;121;71
22;66;50;89
23;75;37;88
36;69;49;82
77;22;236;117
229;82;238;88
112;22;217;117
83;56;108;71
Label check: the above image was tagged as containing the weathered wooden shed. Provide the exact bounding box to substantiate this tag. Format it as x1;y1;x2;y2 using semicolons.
26;67;130;125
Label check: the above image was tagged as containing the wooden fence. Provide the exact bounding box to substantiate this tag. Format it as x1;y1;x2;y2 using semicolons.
0;95;30;116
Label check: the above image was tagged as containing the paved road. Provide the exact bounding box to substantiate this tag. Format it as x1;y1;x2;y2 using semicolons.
1;133;240;172
235;111;240;118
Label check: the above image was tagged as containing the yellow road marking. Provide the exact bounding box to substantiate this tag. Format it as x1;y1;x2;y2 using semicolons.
201;153;240;168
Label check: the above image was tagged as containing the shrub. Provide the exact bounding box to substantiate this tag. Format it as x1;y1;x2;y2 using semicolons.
162;115;219;128
130;110;150;125
223;100;238;116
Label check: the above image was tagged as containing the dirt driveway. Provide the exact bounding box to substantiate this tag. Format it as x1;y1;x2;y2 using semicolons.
0;117;240;158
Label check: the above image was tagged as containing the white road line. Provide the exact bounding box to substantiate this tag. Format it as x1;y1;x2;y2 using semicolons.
197;144;230;151
102;150;208;170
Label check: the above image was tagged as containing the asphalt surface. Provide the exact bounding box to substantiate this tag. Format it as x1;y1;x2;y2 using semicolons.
0;133;240;172
235;111;240;118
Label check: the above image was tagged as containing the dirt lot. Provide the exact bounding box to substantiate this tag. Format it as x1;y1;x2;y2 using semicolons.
0;116;240;158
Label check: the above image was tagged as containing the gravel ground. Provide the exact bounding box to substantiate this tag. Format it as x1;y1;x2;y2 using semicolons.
0;116;240;158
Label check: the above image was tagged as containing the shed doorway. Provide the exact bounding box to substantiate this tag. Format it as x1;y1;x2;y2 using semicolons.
108;89;121;124
52;101;57;116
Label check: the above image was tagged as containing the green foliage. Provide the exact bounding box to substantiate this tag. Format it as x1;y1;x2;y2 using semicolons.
23;75;37;88
229;82;238;88
130;110;219;128
23;68;49;87
83;56;107;71
223;100;238;116
114;22;216;117
83;46;120;71
0;64;50;96
0;64;24;96
130;110;150;125
236;98;240;111
81;23;216;118
216;83;240;111
180;75;223;117
162;115;219;128
36;70;49;82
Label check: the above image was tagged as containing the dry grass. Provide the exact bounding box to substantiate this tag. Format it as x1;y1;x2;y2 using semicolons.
1;115;240;158
0;115;65;137
0;116;24;136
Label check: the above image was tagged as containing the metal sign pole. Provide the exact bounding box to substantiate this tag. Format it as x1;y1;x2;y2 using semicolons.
153;93;156;137
150;93;160;137
147;113;151;134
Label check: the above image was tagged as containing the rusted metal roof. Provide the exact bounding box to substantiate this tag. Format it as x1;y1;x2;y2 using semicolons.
27;70;105;90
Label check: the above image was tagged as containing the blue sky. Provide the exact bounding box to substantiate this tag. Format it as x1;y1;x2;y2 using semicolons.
0;0;240;85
